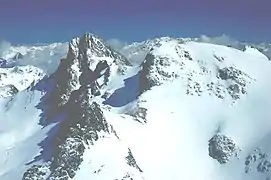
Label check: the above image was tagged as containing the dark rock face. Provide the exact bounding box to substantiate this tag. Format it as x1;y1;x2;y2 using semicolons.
3;84;18;94
0;58;15;68
101;91;112;100
47;33;130;109
22;164;50;180
23;33;141;180
217;66;254;100
126;149;143;173
0;58;7;67
139;53;161;93
48;87;110;179
79;60;110;89
245;148;271;174
24;85;144;179
115;173;136;180
218;67;244;82
208;134;240;164
23;86;111;180
48;57;79;109
12;52;24;60
0;84;19;98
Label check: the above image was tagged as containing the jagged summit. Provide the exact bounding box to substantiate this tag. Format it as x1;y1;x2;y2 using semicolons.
68;33;130;67
49;33;131;108
21;33;144;180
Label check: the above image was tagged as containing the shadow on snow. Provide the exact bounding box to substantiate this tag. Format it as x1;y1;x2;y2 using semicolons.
103;72;140;107
26;75;66;165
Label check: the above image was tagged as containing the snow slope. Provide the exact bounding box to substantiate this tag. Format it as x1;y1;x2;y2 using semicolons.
0;34;271;180
0;89;54;179
102;40;271;180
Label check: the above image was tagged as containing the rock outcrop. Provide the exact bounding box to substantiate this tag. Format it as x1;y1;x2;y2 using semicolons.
23;33;142;180
48;33;130;109
208;134;240;164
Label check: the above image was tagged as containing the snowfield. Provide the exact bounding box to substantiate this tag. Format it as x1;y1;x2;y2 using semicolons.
0;34;271;180
0;90;52;179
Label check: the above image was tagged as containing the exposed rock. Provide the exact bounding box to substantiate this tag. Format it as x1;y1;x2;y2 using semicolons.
24;87;111;180
101;91;112;100
245;148;271;174
218;67;245;83
208;134;240;164
257;160;271;173
48;88;110;179
12;52;24;60
213;54;225;62
23;33;143;180
22;164;50;180
217;66;254;100
125;103;148;124
0;84;19;98
139;53;161;93
186;81;203;96
48;33;130;109
126;149;143;173
183;50;193;60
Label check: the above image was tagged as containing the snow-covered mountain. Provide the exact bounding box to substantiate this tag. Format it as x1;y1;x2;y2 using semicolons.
0;33;271;180
0;41;68;74
0;65;45;98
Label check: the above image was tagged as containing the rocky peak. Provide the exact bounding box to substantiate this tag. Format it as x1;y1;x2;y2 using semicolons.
46;87;111;179
24;34;143;179
139;41;183;93
49;33;130;108
68;33;129;69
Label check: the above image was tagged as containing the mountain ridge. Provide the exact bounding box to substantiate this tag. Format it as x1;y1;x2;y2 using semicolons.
0;32;271;180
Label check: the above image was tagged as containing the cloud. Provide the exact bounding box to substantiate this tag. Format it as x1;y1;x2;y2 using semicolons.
107;38;150;65
196;35;271;60
16;43;69;74
196;34;246;50
197;34;236;45
0;40;12;57
0;40;69;74
106;38;128;51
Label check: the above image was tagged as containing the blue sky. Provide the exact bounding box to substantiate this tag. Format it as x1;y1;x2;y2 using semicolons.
0;0;270;44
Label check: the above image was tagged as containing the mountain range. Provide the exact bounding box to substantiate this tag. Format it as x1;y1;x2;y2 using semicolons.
0;33;271;180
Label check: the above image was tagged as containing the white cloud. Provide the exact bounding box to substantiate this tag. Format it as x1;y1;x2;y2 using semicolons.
106;38;128;51
196;34;246;51
0;40;68;74
0;40;12;57
16;43;69;74
198;34;236;44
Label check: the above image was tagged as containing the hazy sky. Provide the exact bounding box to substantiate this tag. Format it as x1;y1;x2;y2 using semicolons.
1;0;270;44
